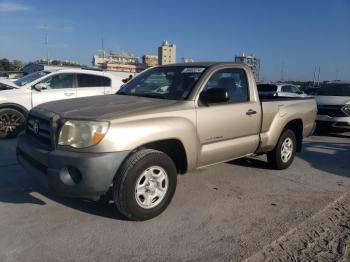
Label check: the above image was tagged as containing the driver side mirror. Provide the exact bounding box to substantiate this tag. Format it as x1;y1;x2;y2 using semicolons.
33;83;48;92
200;88;230;105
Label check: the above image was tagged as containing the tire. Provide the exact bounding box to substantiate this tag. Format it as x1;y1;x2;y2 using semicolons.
113;149;177;221
0;108;26;139
267;128;297;170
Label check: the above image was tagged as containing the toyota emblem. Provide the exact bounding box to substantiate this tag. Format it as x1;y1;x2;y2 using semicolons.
33;121;39;135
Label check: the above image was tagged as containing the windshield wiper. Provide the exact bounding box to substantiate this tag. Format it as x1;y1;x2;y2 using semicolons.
135;93;166;99
116;91;166;99
116;90;129;95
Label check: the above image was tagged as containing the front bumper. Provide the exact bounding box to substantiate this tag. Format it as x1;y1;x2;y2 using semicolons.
16;134;130;199
316;115;350;129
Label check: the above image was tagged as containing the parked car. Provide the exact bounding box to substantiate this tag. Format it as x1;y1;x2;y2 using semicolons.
17;62;317;220
258;83;307;97
315;81;350;131
0;69;123;138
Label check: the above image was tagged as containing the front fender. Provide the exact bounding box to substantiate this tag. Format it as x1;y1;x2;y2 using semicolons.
99;117;200;170
0;102;30;115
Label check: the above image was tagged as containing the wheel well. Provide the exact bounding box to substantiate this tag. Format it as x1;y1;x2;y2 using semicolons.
140;139;188;174
284;119;303;152
0;103;28;117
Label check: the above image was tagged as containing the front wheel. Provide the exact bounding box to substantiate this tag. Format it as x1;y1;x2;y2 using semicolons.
113;149;177;221
0;108;26;139
267;128;297;170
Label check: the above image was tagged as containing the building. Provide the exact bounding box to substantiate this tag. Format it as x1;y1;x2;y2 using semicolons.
92;51;139;67
158;40;176;65
142;55;158;67
234;53;260;81
92;50;145;74
22;63;80;75
181;57;194;63
100;63;145;74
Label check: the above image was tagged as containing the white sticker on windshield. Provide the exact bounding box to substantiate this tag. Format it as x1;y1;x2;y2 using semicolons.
181;68;205;74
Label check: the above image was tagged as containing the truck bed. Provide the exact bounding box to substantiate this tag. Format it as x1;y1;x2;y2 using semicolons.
257;96;316;153
259;95;315;102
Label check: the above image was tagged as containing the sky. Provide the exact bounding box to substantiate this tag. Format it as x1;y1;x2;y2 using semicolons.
0;0;349;81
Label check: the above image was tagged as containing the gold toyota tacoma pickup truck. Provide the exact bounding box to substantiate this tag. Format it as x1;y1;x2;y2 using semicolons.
17;62;317;220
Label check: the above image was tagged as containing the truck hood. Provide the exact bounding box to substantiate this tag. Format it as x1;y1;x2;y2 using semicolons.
35;95;181;120
315;96;350;106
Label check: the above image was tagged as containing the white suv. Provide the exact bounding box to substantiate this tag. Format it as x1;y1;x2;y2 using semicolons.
0;69;123;138
258;83;307;98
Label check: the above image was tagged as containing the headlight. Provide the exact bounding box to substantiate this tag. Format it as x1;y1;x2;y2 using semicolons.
342;104;350;116
58;120;109;148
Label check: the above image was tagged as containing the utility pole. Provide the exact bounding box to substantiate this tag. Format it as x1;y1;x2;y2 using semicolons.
101;38;105;58
335;68;339;80
44;24;49;65
280;61;285;82
312;66;317;87
316;66;321;86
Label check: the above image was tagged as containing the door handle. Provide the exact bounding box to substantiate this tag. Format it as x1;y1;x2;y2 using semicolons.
246;109;257;115
64;92;75;96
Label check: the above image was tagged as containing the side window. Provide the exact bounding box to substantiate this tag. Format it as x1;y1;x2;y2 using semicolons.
281;85;293;93
77;74;111;87
203;68;249;103
291;86;300;93
101;76;111;86
38;74;74;89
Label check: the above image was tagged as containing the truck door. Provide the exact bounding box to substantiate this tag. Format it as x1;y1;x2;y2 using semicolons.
31;73;76;107
196;68;261;167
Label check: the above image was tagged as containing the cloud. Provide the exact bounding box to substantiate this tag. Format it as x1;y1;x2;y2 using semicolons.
0;2;30;12
35;20;77;33
61;26;74;33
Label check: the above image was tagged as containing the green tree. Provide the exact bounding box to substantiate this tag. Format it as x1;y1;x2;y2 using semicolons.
0;58;23;71
0;58;13;71
12;60;22;71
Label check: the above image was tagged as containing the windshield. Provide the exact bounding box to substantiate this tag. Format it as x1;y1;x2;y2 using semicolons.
117;66;207;100
317;83;350;96
14;71;50;87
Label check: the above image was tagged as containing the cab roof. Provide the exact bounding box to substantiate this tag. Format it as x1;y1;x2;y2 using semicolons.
158;61;248;68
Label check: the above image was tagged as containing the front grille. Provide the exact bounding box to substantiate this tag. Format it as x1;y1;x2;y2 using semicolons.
26;114;53;148
317;105;347;117
334;122;350;127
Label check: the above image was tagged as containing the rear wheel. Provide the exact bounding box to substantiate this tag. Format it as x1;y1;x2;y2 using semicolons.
0;108;26;138
267;128;297;170
113;149;177;221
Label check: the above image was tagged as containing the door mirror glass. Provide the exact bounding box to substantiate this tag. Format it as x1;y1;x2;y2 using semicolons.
33;83;48;91
200;88;230;105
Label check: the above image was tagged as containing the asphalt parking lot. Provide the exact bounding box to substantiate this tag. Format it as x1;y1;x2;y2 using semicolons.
0;133;349;261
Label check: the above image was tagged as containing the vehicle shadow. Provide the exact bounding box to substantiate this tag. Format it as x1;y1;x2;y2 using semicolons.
43;190;128;220
0;174;127;220
230;136;350;179
229;157;271;170
322;133;350;139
